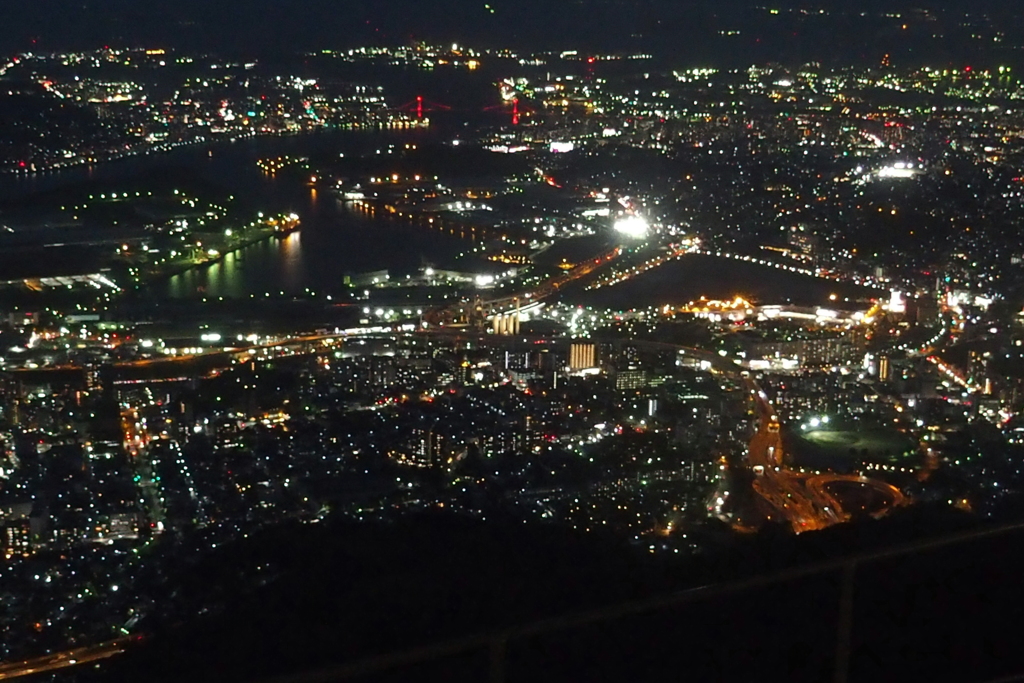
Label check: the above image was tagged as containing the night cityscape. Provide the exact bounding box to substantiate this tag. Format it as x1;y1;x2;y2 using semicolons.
4;1;1024;681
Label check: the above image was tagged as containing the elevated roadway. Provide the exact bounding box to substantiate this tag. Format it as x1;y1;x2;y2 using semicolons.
0;638;133;680
745;381;906;532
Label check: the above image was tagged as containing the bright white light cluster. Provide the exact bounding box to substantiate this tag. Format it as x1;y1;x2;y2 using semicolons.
613;215;649;238
877;162;920;179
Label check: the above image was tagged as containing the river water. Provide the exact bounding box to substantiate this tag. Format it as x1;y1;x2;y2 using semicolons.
0;127;476;300
1;126;879;309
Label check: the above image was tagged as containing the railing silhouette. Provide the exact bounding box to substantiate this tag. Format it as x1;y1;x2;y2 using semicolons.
258;520;1024;683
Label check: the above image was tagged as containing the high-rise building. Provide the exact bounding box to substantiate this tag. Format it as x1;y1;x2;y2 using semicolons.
504;350;532;371
492;312;521;335
751;337;858;367
4;519;31;558
370;356;397;387
411;428;447;467
787;224;818;258
968;350;990;388
569;343;597;371
614;368;648;390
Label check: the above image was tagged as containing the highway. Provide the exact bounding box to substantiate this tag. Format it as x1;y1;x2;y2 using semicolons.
577;337;907;533
16;230;905;540
0;638;133;680
447;245;624;322
805;474;906;520
116;333;340;369
585;242;695;291
597;338;905;532
745;387;830;532
744;381;906;532
578;241;891;294
122;406;166;527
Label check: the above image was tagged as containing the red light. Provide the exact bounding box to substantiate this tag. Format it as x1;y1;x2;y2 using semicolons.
587;57;595;64
965;66;972;72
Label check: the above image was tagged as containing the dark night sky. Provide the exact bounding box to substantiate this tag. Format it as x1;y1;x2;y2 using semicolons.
0;0;1017;64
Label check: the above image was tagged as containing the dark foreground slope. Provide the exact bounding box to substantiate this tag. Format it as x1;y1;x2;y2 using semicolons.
69;504;1024;683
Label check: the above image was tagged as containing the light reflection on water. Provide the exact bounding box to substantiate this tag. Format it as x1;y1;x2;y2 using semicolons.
161;198;483;300
3;129;477;299
2;130;874;306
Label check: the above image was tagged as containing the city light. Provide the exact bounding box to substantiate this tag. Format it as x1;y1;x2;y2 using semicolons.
876;162;921;179
4;34;1023;674
613;215;649;238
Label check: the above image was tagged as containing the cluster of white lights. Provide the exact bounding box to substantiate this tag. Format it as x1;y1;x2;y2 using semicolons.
613;215;649;238
877;162;920;179
801;415;831;430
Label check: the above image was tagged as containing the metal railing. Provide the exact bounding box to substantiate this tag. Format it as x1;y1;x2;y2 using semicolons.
257;519;1024;683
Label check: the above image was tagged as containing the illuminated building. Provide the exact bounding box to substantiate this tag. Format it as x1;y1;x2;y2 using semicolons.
787;225;818;258
492;300;522;336
370;357;397;387
4;519;32;558
968;351;990;388
408;428;448;467
569;343;597;371
612;367;648;390
750;338;859;368
504;351;533;371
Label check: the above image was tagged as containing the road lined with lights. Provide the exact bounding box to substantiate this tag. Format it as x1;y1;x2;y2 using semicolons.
586;242;696;291
928;355;973;391
580;239;891;294
696;248;891;289
0;637;134;680
608;340;905;532
744;382;905;532
805;474;906;520
464;245;624;320
745;387;828;531
121;408;166;528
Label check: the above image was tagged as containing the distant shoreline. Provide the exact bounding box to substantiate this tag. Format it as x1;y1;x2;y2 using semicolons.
0;119;428;177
